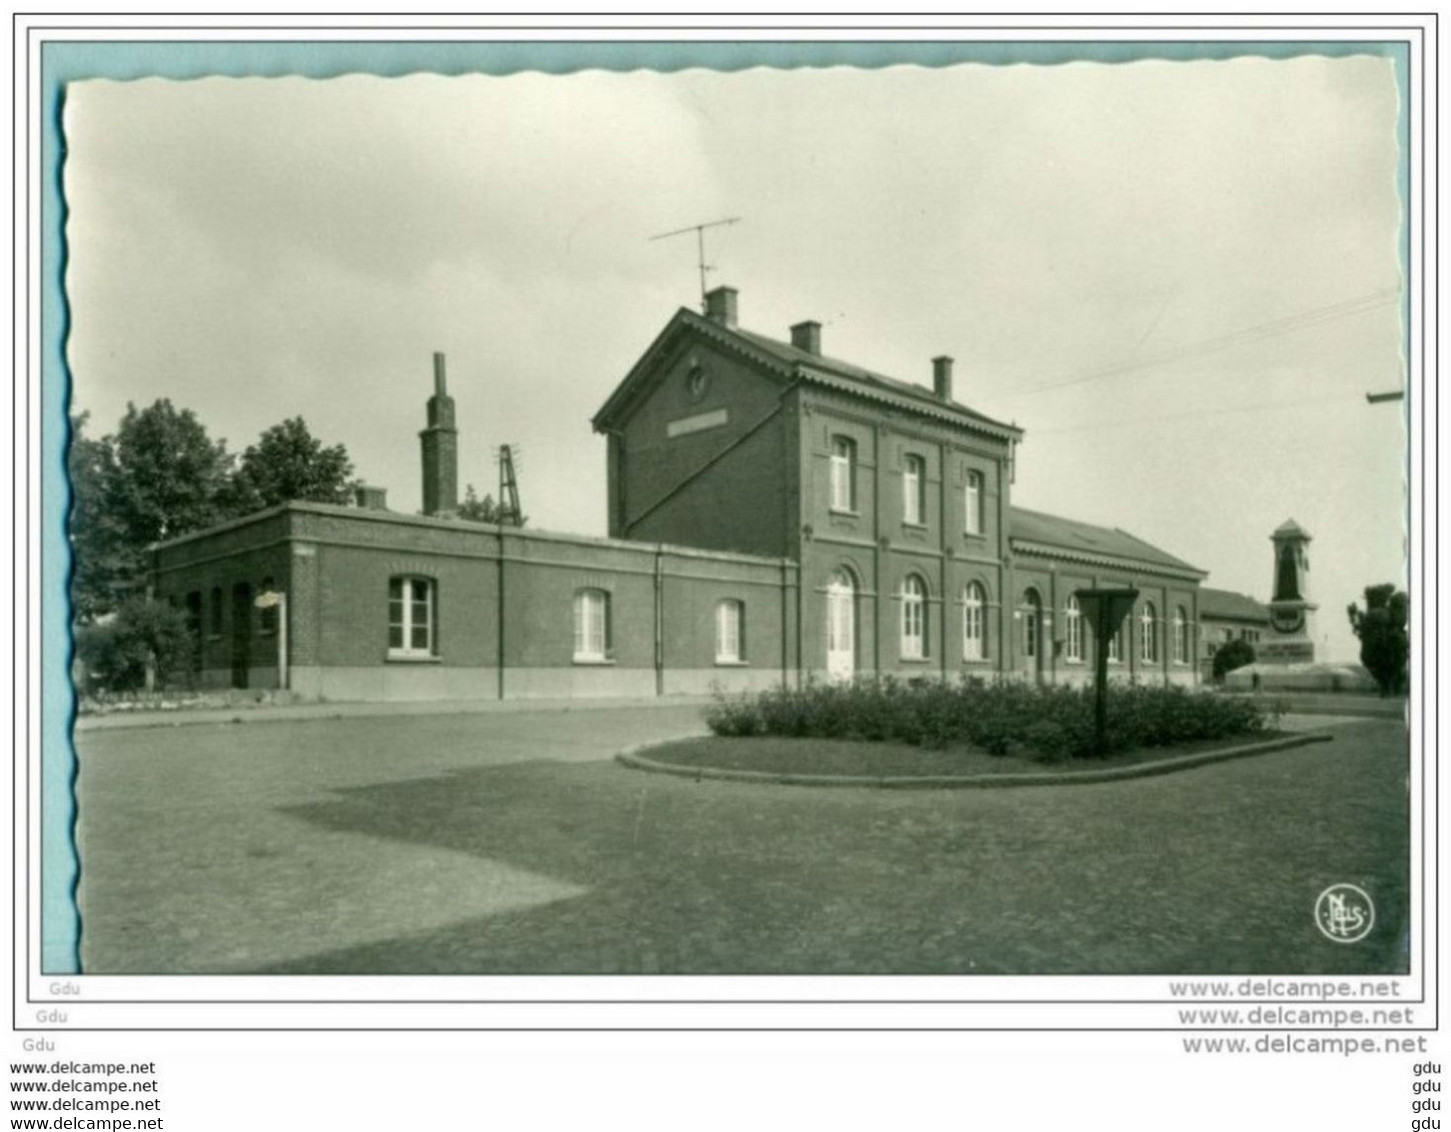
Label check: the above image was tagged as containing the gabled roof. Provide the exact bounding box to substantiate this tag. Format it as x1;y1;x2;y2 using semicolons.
593;307;1023;441
1198;587;1270;622
1009;505;1207;580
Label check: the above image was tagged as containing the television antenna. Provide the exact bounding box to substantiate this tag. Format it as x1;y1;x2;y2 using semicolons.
648;216;742;312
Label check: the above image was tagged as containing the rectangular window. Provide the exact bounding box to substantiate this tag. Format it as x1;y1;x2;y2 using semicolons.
830;437;856;511
574;589;610;662
903;454;925;525
388;576;434;658
715;600;744;663
965;470;983;534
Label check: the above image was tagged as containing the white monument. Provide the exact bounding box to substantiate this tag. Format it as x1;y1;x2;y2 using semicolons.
1225;518;1376;693
1259;518;1317;664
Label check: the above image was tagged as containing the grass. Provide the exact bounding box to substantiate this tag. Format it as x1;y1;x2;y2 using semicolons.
75;710;1409;976
635;731;1298;779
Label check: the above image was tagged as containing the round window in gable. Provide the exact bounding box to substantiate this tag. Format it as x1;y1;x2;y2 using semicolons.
686;363;711;402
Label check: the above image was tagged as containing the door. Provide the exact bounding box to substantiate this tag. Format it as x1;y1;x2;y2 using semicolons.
230;582;253;689
826;570;856;682
1022;588;1044;684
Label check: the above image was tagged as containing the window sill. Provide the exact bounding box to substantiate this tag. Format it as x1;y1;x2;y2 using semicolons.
962;530;986;540
714;659;750;667
828;507;860;518
899;656;933;664
960;658;991;665
387;653;441;664
573;656;616;666
902;521;929;531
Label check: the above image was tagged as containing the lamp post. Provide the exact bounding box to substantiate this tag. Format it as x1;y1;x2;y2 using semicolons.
1074;587;1139;756
254;589;287;691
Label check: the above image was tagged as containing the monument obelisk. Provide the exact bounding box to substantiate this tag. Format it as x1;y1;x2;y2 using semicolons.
1259;518;1317;664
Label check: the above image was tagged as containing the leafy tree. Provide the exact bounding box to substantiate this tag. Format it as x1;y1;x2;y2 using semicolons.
67;413;130;622
109;399;233;545
1211;637;1256;681
74;596;194;693
224;417;357;515
1347;584;1409;696
455;483;527;527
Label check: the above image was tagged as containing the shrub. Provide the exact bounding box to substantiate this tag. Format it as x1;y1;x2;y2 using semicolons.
706;677;1274;761
73;596;193;693
1212;638;1256;681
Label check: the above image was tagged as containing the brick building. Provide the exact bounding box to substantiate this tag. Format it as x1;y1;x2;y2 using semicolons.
1197;587;1271;681
149;287;1208;700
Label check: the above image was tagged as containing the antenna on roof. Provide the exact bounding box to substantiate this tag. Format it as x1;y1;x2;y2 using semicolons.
648;216;742;312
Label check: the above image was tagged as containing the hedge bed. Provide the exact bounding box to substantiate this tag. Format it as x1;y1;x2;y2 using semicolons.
619;731;1332;788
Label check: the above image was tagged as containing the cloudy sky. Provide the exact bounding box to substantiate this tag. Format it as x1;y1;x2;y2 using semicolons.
63;54;1405;661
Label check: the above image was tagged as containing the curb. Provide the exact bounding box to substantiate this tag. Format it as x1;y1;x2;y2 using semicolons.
614;732;1335;789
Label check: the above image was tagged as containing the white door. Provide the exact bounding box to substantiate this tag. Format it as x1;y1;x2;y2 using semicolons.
826;571;856;682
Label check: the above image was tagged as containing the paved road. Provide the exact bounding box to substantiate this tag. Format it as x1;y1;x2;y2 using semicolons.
73;708;1409;975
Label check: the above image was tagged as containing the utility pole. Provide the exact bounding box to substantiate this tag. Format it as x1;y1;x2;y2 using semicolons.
648;216;742;312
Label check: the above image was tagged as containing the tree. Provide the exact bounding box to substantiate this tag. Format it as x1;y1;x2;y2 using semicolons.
224;417;357;515
1211;637;1256;681
67;413;129;622
1347;584;1409;696
109;399;233;546
73;596;193;694
455;483;527;527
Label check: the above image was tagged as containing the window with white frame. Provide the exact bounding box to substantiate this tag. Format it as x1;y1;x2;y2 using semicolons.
1107;624;1122;663
901;575;927;659
962;582;987;660
1064;594;1083;662
573;588;610;662
388;577;435;657
830;436;857;511
903;454;925;524
1140;602;1158;663
1173;606;1189;664
965;469;984;534
715;599;744;663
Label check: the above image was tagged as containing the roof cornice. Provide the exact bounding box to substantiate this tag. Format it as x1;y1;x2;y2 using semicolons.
1011;537;1208;582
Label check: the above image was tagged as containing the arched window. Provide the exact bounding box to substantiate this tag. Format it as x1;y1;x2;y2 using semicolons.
902;454;925;525
962;582;987;661
1064;594;1083;662
965;470;984;535
1173;605;1189;664
715;599;745;664
573;589;610;662
826;569;857;680
1140;602;1158;664
901;575;928;659
389;576;435;658
830;436;857;512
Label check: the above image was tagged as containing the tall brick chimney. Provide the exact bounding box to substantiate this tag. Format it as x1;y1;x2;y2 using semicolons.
790;320;822;355
420;352;459;516
703;286;738;328
932;356;954;401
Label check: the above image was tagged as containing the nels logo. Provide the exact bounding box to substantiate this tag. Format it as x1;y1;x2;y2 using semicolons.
1315;884;1374;943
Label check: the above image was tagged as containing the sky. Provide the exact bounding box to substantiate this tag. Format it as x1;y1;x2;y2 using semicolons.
63;55;1406;662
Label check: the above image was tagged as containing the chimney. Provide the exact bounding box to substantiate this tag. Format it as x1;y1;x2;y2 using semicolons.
419;351;459;516
354;484;389;511
790;320;822;355
932;355;954;401
703;286;738;328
